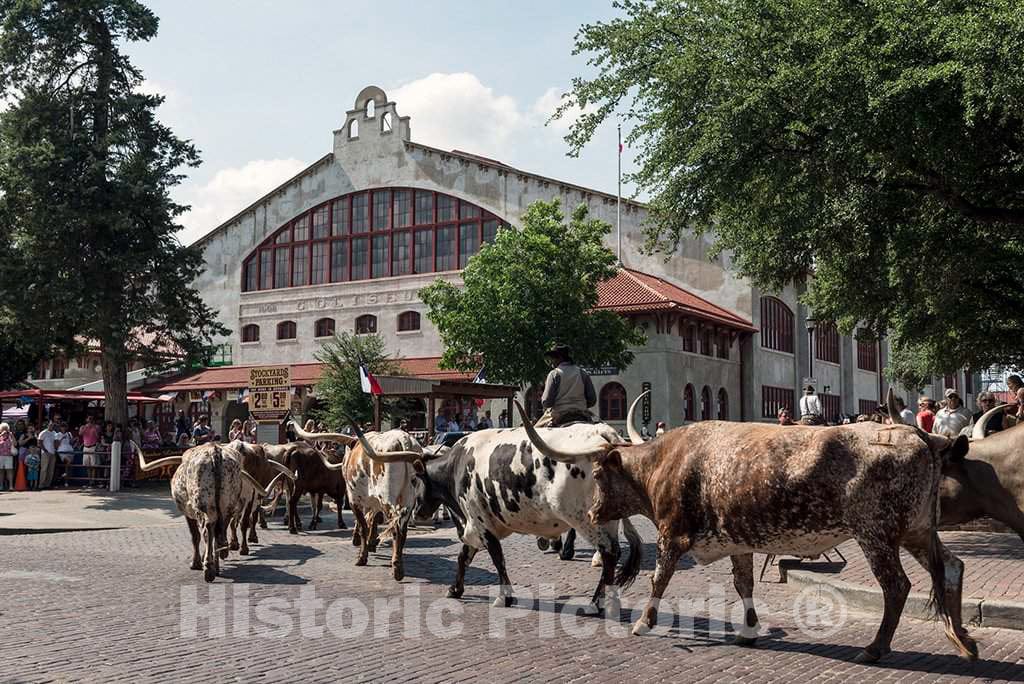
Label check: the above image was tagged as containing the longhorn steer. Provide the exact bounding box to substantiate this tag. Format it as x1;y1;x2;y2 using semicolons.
518;392;977;664
293;422;423;581
135;442;274;582
273;438;349;534
225;440;298;553
408;404;644;615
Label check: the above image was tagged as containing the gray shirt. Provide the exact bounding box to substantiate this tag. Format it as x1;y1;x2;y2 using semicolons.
541;362;596;412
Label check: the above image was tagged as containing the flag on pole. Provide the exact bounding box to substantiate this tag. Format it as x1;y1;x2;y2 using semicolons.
359;364;383;395
473;366;487;384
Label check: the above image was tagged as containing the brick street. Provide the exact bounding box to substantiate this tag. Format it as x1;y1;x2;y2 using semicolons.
2;508;1024;683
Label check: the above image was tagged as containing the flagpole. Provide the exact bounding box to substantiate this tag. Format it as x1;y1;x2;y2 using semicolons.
616;123;622;265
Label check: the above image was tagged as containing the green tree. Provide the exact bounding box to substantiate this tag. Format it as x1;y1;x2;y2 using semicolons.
0;1;227;421
313;332;401;429
421;199;644;389
561;0;1024;386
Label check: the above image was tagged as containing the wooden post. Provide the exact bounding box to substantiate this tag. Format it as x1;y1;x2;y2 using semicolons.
428;395;436;440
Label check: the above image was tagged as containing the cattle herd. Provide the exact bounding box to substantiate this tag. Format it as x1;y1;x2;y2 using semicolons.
131;389;1024;665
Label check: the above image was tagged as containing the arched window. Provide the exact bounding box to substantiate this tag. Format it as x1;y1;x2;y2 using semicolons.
381;111;393;133
314;318;335;338
815;321;840;364
397;311;420;332
276;321;296;340
683;384;695;421
701;386;712;420
365;99;375;118
241;324;260;343
857;332;878;371
599;383;627;421
240;188;510;291
348;119;359;138
717;388;729;420
355;314;377;335
760;296;794;353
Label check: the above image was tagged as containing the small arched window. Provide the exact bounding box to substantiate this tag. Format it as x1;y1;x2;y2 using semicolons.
242;324;260;343
314;318;335;338
348;119;359;139
276;321;296;340
381;111;393;133
701;386;713;420
599;383;627;421
717;388;729;420
397;311;420;332
760;296;794;353
355;314;377;335
366;99;375;118
683;384;695;422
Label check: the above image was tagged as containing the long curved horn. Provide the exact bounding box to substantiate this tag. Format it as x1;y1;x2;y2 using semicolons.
972;403;1008;441
131;441;183;472
265;458;297;481
241;469;271;498
625;390;649;445
513;400;612;462
348;420;422;463
886;387;901;425
289;420;357;446
319;450;346;471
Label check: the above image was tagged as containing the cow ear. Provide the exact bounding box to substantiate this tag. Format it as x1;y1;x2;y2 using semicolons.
413;459;425;474
950;435;969;462
597;449;621;469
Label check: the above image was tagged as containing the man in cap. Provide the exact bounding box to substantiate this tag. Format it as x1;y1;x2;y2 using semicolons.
798;384;824;425
535;344;597;427
932;387;973;437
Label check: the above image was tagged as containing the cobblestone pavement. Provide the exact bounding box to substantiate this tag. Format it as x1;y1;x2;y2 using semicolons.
776;531;1024;603
2;515;1024;683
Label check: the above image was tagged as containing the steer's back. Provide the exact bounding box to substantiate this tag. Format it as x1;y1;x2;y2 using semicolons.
344;430;421;513
171;445;244;525
651;422;939;563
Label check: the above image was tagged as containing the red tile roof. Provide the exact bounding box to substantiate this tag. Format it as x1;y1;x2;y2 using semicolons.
597;268;755;331
146;358;473;392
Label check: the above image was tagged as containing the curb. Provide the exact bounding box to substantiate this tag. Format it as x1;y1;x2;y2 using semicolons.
784;565;1024;631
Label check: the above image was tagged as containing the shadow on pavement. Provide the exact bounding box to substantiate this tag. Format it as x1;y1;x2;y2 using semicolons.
402;553;500;587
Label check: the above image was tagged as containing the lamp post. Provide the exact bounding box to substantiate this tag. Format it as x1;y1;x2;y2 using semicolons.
806;316;817;383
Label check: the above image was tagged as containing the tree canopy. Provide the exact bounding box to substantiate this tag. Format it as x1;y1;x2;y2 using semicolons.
561;0;1024;386
312;332;402;429
421;199;644;388
0;1;227;418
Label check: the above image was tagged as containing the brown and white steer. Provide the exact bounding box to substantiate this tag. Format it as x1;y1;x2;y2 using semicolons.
516;392;977;664
135;442;275;582
225;440;297;553
291;422;423;581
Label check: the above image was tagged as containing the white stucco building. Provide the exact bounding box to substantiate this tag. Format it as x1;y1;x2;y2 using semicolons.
147;85;976;436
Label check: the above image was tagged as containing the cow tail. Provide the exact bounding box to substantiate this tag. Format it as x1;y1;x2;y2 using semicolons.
614;518;643;590
925;529;950;621
213;445;224;543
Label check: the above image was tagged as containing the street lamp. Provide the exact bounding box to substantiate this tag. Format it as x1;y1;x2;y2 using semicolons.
806;316;817;383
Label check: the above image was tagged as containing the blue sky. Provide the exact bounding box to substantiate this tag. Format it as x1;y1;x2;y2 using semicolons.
126;1;639;244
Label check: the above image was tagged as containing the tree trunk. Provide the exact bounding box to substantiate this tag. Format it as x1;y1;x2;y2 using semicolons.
102;346;129;428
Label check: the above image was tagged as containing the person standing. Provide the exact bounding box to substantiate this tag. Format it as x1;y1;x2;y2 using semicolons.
228;419;244;442
37;421;58;489
893;397;916;426
498;409;509;428
1003;375;1024;425
192;415;213;445
932;388;973;437
478;411;493;430
916;397;936;433
536;344;597;427
79;416;101;486
972;392;1005;436
0;423;14;490
655;421;667;436
56;423;76;487
798;385;824;425
242;416;258;443
174;410;189;443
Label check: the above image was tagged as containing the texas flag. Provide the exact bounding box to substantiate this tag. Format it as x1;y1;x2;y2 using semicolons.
359;364;383;395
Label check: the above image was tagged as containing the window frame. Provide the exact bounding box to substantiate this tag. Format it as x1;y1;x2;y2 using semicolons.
241;324;260;343
314;318;335;338
397;311;421;332
760;296;795;354
599;382;628;421
355;314;377;335
276;321;297;341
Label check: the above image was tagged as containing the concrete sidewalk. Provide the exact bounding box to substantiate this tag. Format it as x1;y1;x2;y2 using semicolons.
773;530;1024;630
0;486;181;533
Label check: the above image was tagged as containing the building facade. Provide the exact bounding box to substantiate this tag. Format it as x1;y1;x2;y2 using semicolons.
184;85;977;434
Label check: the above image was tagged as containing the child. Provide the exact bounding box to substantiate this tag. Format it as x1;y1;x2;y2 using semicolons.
26;450;40;490
0;423;13;491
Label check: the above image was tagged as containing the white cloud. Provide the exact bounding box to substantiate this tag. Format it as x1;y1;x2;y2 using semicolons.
176;158;306;245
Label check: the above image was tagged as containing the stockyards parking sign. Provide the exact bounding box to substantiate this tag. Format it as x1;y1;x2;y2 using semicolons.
248;366;291;421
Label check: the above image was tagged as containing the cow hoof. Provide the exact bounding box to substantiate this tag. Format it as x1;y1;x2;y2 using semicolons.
204;567;216;583
355;557;368;567
392;567;404;581
218;548;229;560
492;595;515;608
631;621;652;636
338;521;347;530
536;537;550;551
259;522;268;530
559;545;575;561
446;586;464;599
550;538;562;552
352;532;362;546
854;646;886;664
368;544;379;553
190;560;202;571
229;540;239;551
583;602;602;616
240;546;250;556
734;635;758;647
591;552;604;568
288;528;298;535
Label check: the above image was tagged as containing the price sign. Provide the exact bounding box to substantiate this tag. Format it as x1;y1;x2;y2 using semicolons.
248;366;291;421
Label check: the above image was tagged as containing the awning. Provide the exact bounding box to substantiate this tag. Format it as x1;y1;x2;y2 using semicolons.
0;389;168;403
